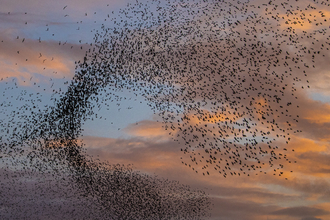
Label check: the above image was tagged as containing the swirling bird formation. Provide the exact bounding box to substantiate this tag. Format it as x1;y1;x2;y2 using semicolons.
0;0;329;219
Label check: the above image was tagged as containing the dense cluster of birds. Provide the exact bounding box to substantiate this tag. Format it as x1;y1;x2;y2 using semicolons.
0;0;329;218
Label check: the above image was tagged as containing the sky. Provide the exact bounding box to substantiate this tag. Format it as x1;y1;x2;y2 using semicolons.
1;0;330;219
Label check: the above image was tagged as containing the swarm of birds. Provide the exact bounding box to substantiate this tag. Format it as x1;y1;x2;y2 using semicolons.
67;0;328;178
0;0;329;218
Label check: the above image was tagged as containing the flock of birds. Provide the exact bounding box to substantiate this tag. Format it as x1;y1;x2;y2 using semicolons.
67;0;328;178
0;0;329;219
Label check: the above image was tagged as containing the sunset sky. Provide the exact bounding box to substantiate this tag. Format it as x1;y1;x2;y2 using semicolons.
1;0;330;219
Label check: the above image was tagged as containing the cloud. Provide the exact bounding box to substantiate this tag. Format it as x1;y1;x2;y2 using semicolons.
272;206;329;218
82;135;182;169
0;36;87;85
278;6;330;32
80;130;330;219
301;217;322;220
0;0;130;85
209;196;278;220
266;92;330;142
297;151;330;174
123;119;172;141
0;165;103;220
301;102;330;124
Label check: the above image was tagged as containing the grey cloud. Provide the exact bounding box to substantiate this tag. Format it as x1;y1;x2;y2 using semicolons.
209;197;278;220
298;152;330;168
272;206;329;217
301;217;322;220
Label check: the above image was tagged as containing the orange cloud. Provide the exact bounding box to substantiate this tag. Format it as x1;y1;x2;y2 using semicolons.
289;136;328;153
123;120;172;141
303;103;330;124
257;0;330;32
0;36;86;85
